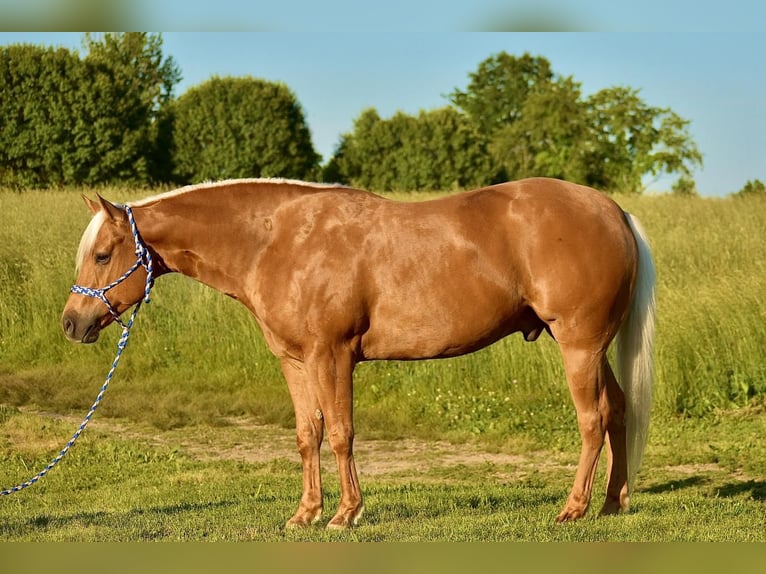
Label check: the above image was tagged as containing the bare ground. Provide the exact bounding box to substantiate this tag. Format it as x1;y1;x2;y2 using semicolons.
19;409;577;483
17;408;755;490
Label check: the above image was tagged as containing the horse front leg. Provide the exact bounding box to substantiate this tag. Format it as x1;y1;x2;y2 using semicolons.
309;344;364;529
281;358;325;528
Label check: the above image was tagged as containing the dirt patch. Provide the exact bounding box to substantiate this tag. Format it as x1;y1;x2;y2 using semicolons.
21;410;574;481
664;463;722;475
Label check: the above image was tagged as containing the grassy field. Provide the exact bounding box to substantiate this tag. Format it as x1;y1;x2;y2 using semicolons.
1;405;765;542
1;185;765;541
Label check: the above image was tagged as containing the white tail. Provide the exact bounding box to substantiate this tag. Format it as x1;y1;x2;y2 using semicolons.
617;212;656;492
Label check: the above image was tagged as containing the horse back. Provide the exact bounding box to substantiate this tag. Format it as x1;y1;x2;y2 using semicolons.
254;178;637;361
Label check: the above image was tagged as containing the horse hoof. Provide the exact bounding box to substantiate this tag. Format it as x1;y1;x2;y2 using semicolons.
326;519;350;530
555;507;587;523
598;501;623;517
326;505;365;530
285;509;322;529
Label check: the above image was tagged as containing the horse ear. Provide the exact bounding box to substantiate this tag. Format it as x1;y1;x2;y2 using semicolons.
82;194;101;215
96;194;126;221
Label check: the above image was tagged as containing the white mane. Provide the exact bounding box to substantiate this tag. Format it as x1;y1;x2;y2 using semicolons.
130;178;348;207
75;210;108;273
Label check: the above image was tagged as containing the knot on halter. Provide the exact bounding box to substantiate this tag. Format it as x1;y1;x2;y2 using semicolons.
70;205;154;329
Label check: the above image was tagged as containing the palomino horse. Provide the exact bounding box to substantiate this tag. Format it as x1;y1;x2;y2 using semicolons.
61;177;655;528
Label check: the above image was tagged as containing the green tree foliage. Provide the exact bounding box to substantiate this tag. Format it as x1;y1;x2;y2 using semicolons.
671;176;699;197
327;107;492;191
2;40;707;195
0;45;85;187
78;33;181;184
171;76;320;183
449;51;703;194
488;76;589;183
0;33;180;188
449;52;554;137
732;179;766;198
583;86;703;193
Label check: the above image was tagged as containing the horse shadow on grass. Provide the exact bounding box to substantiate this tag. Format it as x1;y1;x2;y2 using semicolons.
640;476;766;501
11;499;237;536
640;476;709;494
713;480;766;501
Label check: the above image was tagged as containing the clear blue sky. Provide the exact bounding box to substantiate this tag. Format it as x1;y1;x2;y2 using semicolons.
1;31;763;196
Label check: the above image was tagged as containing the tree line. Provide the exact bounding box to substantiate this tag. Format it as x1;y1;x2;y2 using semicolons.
0;33;317;189
1;33;759;195
1;34;178;188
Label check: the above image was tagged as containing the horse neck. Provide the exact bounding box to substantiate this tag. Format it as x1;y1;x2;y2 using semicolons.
131;182;301;297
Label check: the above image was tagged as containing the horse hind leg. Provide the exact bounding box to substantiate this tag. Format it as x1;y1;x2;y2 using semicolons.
600;356;629;516
555;343;614;523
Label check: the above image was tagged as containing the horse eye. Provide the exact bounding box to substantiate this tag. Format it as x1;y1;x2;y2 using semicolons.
95;253;111;265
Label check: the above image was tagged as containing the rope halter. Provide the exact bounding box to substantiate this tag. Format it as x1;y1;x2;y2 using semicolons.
70;205;154;327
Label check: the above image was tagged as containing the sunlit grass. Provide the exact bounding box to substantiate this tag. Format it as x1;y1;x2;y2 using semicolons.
0;406;763;541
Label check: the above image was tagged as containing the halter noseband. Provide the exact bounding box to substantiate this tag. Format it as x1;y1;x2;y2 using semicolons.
70;205;154;328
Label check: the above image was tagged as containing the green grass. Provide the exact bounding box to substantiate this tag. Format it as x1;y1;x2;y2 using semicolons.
1;405;764;541
1;186;765;541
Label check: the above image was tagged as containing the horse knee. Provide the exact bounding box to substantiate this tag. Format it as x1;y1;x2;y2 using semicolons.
327;422;354;457
295;420;323;456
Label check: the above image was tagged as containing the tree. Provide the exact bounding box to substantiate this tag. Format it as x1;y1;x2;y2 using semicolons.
0;44;85;187
0;33;180;188
328;107;492;191
732;179;766;198
171;76;320;183
450;52;704;194
583;86;703;193
78;32;180;184
328;108;395;189
449;53;592;184
421;107;494;190
488;76;589;183
671;176;698;197
449;52;554;137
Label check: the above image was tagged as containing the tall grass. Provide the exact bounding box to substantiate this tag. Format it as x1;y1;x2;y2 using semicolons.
617;193;766;417
1;187;764;447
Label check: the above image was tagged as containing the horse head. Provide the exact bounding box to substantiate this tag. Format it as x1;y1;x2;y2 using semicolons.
61;195;152;343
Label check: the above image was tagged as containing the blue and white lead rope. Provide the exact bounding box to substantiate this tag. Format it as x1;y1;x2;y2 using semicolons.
1;205;153;496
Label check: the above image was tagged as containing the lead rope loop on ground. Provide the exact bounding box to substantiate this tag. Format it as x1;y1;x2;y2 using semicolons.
1;206;153;496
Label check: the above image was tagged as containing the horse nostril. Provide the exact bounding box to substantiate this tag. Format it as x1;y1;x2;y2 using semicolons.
63;316;75;337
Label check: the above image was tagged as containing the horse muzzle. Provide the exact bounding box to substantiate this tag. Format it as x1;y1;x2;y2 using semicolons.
61;310;106;344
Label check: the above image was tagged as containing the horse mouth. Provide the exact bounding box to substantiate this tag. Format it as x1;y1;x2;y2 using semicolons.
62;309;119;344
81;323;101;344
83;313;120;343
63;315;105;344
